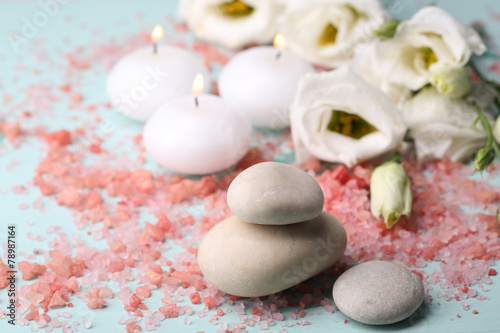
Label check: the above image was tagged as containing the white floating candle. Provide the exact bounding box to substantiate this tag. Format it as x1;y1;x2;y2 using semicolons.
143;74;252;175
107;25;210;122
218;34;314;128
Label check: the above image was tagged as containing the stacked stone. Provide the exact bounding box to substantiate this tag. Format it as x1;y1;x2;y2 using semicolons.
198;162;347;297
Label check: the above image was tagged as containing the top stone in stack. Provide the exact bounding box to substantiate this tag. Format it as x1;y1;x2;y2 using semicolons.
227;162;324;225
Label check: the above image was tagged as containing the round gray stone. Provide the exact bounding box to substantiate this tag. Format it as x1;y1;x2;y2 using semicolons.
227;162;324;225
332;260;425;325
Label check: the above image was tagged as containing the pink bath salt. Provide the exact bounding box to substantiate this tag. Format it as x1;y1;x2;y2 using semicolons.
140;249;160;263
168;181;190;203
35;177;57;196
159;304;178;318
25;305;39;321
190;176;218;199
49;290;66;308
145;223;164;242
0;121;21;141
70;259;87;277
61;327;72;333
85;191;102;209
25;281;51;303
59;83;71;92
51;317;61;327
109;241;126;253
125;322;141;333
136;286;151;298
86;288;101;299
36;313;50;323
57;186;82;208
129;294;142;307
71;92;83;102
64;277;79;293
130;169;155;193
99;287;114;299
204;296;216;308
461;302;469;311
44;130;72;146
467;289;478;297
473;189;499;203
88;143;101;153
81;316;91;329
103;216;115;228
464;242;486;260
47;251;73;279
155;213;172;231
272;313;285;321
106;261;125;273
87;297;107;309
137;233;150;247
145;268;163;285
18;261;47;280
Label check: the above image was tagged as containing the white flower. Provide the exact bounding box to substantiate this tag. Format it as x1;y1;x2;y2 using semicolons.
352;6;485;99
370;161;412;229
351;41;411;104
290;67;406;168
278;0;388;68
429;63;471;99
403;87;489;162
494;117;500;145
178;0;284;49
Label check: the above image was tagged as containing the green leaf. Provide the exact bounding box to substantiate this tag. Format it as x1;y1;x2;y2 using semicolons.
372;20;400;40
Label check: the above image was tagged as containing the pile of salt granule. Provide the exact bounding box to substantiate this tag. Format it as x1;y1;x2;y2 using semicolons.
0;18;499;333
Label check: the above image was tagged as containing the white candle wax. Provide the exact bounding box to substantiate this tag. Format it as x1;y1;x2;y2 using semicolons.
107;46;210;122
143;94;252;175
218;46;314;128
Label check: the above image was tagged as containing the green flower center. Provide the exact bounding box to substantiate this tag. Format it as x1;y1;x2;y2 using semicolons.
218;0;254;18
318;23;338;47
326;110;378;139
421;47;438;68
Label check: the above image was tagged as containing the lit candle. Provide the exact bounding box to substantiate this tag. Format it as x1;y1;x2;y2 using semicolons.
218;34;314;128
143;74;252;175
106;25;210;122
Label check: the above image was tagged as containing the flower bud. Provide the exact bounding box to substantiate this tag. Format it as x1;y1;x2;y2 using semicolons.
370;161;412;229
474;147;495;172
429;63;471;99
494;117;500;145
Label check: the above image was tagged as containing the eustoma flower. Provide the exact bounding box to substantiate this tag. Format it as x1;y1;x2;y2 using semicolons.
352;6;485;102
403;88;489;162
178;0;283;49
278;0;387;68
370;161;412;229
290;67;406;167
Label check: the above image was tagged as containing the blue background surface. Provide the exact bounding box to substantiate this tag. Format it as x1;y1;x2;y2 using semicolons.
0;0;499;332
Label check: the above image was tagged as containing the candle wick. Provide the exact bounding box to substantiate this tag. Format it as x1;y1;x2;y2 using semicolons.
153;43;158;54
275;51;282;61
194;96;199;110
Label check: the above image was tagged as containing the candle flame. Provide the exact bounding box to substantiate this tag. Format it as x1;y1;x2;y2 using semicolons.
273;33;285;50
151;25;164;43
192;73;204;95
